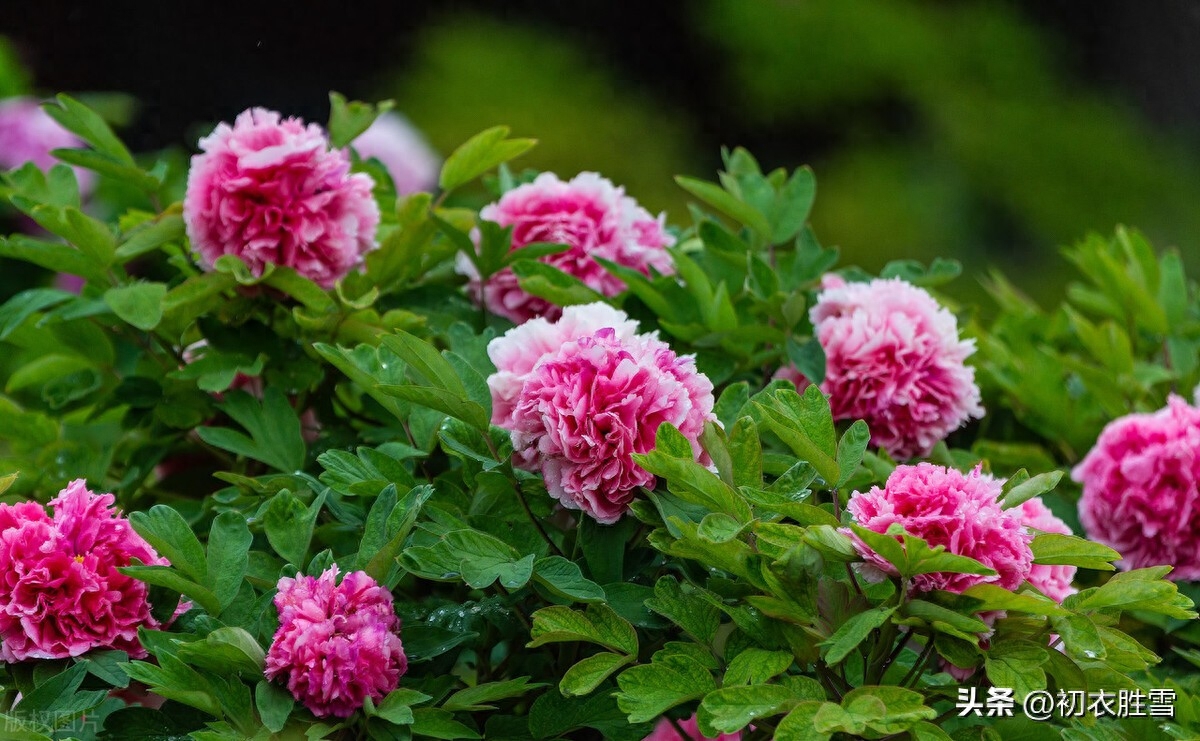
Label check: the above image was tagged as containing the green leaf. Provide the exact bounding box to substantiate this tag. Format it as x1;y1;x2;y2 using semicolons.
696;684;794;736
1030;533;1118;571
262;266;337;312
195;389;306;472
403;528;535;590
752;385;838;484
255;680;294;733
633;425;753;522
411;708;482;740
379;331;466;397
785;335;826;386
983;640;1048;701
533;556;607;603
206;511;252;611
42;94;135;165
774;701;830;741
528;603;638;655
511;259;606;307
835;420;870;487
0;288;73;341
104;283;167;331
114;214;185;262
675;175;772;240
616;654;718;723
0;234;105;282
374;688;434;724
120;564;220;615
443;678;541;712
1051;613;1106;662
439;126;536;193
378;383;490;433
1000;470;1064;510
723;648;794;686
329;92;395;148
365;484;434;585
820;606;896;666
578;517;630;585
560;653;633;697
840;686;936;735
959;584;1068;616
175;627;266;675
263;489;326;567
645;576;722;645
128;506;208;583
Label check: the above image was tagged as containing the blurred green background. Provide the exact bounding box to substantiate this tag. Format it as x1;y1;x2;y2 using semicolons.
4;0;1200;304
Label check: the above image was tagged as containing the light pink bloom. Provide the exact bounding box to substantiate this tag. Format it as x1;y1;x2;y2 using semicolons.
490;302;714;524
184;108;379;289
1017;497;1076;602
265;567;407;718
643;715;742;741
1073;395;1200;580
457;172;674;323
846;463;1033;594
351;112;439;196
785;275;983;460
0;480;169;661
0;97;95;197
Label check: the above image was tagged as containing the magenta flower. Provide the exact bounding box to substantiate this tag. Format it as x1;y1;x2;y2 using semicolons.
784;275;983;460
457;172;674;323
0;97;95;197
265;567;407;718
0;480;169;661
643;715;742;741
1016;497;1077;602
184;108;379;289
489;302;714;524
846;463;1033;594
1073;395;1200;580
351;112;439;196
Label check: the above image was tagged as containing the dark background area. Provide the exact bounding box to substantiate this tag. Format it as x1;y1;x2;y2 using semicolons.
3;1;1200;302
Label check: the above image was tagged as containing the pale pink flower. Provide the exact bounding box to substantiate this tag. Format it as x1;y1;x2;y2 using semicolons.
0;97;95;196
0;480;169;661
184;107;379;289
1017;497;1077;602
490;302;714;524
457;172;674;323
643;715;742;741
351;112;439;196
265;567;407;718
783;275;983;460
1073;395;1200;580
846;463;1033;594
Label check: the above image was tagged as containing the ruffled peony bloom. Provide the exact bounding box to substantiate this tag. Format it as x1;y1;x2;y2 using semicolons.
1073;395;1200;579
0;97;95;196
350;112;439;196
643;715;742;741
457;172;674;323
489;302;714;524
184;107;379;289
0;480;169;661
1017;497;1077;602
265;567;407;718
846;463;1033;594
784;275;983;460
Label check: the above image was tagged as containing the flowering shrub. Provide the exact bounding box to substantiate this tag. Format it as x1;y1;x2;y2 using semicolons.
0;93;1195;741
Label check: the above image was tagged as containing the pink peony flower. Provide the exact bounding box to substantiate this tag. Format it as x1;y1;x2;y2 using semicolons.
1073;395;1200;579
489;302;714;524
1017;497;1077;602
265;567;407;718
184;108;379;289
350;112;439;196
0;480;169;661
643;715;742;741
845;463;1033;594
783;275;983;460
0;97;95;197
456;171;674;323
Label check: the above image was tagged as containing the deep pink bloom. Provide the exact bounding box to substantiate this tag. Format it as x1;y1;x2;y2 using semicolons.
846;463;1033;594
457;172;674;323
643;715;742;741
1017;497;1077;602
0;98;95;196
1073;395;1200;580
351;112;439;196
265;567;407;718
785;275;983;460
184;108;379;289
489;302;714;524
0;480;169;661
